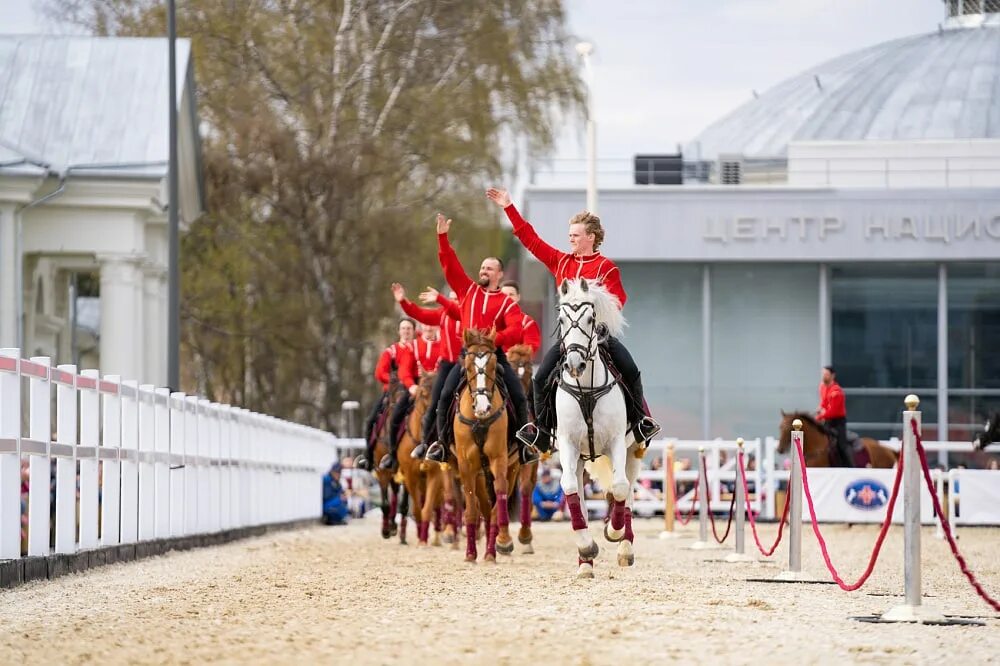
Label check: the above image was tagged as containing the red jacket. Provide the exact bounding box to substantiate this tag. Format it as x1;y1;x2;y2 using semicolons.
374;342;416;391
519;313;541;355
412;335;443;374
399;298;462;363
504;203;627;308
437;233;523;350
818;381;846;420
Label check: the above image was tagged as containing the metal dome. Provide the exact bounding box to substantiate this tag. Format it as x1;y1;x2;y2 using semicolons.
687;21;1000;161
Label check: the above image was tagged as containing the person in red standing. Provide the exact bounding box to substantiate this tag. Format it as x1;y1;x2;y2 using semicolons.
486;187;661;453
356;319;419;471
816;365;851;467
422;212;536;465
393;282;463;460
380;306;445;471
499;280;542;356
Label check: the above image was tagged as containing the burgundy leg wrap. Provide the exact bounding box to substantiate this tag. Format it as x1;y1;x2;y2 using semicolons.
487;523;498;556
465;523;477;559
520;492;532;527
389;495;398;520
421;520;430;542
399;516;407;540
610;498;626;531
496;493;510;529
434;508;443;532
566;493;588;531
578;557;594;566
623;508;634;543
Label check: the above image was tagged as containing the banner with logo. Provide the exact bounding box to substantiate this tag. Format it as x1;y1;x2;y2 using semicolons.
798;468;935;524
952;470;1000;525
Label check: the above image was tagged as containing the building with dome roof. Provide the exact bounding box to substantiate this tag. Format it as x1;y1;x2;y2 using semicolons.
519;2;1000;457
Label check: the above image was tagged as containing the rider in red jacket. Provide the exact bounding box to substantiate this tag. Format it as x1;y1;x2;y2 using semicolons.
358;319;418;471
500;280;542;356
487;187;661;453
816;365;851;466
422;213;535;465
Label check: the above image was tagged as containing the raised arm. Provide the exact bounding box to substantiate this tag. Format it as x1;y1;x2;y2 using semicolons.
436;213;473;295
394;282;443;327
487;188;564;274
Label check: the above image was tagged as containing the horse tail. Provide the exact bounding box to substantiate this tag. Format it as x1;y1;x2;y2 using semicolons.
585;455;614;495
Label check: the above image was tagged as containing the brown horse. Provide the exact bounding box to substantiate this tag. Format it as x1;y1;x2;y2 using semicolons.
454;329;520;562
778;411;897;468
374;379;406;539
395;371;436;545
506;343;540;554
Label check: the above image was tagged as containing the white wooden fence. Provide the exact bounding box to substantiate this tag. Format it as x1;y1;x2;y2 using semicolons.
0;349;339;560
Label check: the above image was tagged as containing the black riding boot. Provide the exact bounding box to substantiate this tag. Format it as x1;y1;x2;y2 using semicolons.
628;372;661;444
380;394;412;471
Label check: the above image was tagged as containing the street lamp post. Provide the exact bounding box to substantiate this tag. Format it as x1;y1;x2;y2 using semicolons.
576;41;597;214
167;0;180;390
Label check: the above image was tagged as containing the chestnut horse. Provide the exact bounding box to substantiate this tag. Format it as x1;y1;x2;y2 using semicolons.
506;343;540;554
395;371;437;545
453;329;520;562
778;412;897;468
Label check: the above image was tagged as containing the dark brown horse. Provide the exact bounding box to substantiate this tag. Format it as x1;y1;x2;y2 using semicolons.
506;343;540;554
374;379;406;539
778;411;897;468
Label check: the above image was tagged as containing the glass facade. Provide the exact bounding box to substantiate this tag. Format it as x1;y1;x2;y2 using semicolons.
831;264;938;438
619;263;704;438
711;264;818;439
948;262;1000;438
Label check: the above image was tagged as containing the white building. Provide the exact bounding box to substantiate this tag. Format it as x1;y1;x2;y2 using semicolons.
520;5;1000;452
0;36;204;386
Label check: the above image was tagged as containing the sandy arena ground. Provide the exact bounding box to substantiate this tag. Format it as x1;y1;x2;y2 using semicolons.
0;516;997;665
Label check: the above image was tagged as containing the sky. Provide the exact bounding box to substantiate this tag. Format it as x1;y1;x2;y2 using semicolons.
1;0;948;171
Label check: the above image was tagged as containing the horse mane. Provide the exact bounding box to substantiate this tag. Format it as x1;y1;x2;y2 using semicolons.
559;278;626;338
785;411;823;431
463;328;496;349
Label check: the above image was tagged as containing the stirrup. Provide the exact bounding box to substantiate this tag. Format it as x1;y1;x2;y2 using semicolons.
425;441;446;463
516;423;552;452
355;454;371;471
410;442;428;459
378;453;397;471
633;416;661;444
520;442;540;465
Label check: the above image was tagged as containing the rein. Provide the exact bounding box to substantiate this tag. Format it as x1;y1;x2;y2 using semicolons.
557;301;619;461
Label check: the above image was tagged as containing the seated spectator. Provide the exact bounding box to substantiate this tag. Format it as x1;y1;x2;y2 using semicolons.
340;456;368;518
321;461;349;525
532;467;565;522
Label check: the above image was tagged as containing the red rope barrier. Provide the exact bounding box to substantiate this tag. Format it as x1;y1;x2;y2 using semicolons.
737;451;790;557
911;419;1000;612
702;456;736;544
671;460;700;526
793;436;904;591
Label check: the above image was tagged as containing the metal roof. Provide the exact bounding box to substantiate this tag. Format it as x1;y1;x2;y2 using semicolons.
687;22;1000;161
0;35;199;185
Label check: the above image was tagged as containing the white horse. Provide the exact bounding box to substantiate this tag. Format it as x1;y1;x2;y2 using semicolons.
554;278;642;578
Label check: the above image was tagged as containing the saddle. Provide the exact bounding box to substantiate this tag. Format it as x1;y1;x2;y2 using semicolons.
824;428;869;467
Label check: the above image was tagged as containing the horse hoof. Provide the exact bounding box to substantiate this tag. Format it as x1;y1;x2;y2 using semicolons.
604;522;624;543
381;528;391;540
389;525;398;537
496;539;514;556
578;541;599;560
442;534;454;545
432;535;442;547
465;554;477;563
576;563;595;579
517;529;532;545
522;543;535;555
617;553;635;567
484;553;497;564
399;538;407;546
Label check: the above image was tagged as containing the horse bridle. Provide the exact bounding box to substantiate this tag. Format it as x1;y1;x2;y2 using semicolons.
466;349;500;407
558;301;607;365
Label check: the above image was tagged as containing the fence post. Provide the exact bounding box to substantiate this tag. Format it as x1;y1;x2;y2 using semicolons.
119;380;140;544
726;438;755;563
659;442;678;539
78;369;100;550
185;395;202;534
689;447;719;550
773;419;816;581
100;375;122;547
154;388;171;539
881;395;946;623
54;364;78;554
169;392;186;538
0;349;21;559
137;384;156;541
27;356;52;557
